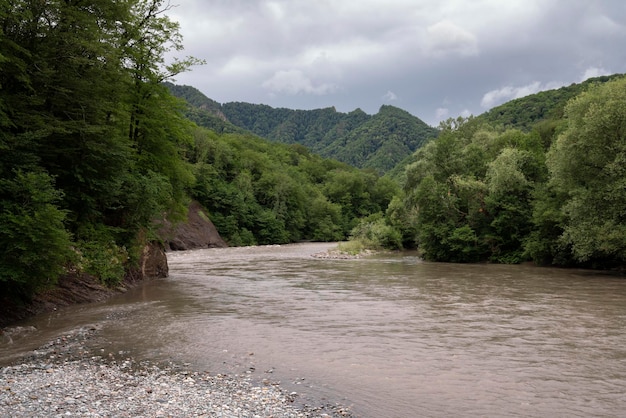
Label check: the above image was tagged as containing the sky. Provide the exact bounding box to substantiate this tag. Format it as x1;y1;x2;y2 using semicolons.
165;0;626;126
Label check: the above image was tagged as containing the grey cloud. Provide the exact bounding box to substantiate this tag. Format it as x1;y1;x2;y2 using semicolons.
425;20;478;57
262;69;339;95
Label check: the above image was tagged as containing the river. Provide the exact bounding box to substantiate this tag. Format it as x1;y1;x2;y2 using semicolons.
2;242;626;417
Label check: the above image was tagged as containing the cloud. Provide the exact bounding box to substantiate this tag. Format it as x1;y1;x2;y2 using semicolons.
425;20;478;57
460;109;472;118
262;70;338;96
480;80;565;108
582;13;625;37
435;107;449;120
383;91;398;101
264;1;286;21
580;66;611;81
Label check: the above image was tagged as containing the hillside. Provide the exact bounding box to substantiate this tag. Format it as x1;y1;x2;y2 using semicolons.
167;75;625;177
475;74;623;131
166;84;439;173
164;82;247;134
324;105;437;171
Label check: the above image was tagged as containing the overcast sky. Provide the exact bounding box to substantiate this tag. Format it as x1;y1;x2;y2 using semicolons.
165;0;626;126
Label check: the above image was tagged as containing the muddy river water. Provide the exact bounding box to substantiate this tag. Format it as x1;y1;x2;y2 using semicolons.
2;242;626;417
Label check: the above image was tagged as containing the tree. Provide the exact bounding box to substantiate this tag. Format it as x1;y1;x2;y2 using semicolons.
403;120;544;263
0;171;72;298
547;77;626;264
485;148;535;263
0;0;201;297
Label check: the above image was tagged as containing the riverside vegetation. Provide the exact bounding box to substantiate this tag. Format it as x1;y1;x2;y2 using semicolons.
172;74;626;268
1;0;625;310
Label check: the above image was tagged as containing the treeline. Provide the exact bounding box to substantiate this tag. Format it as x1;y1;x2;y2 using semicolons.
378;77;626;268
476;74;622;131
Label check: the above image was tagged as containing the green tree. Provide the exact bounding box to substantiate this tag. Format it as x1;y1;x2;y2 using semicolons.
0;171;72;297
0;0;200;297
484;148;535;263
546;77;626;264
403;121;543;263
306;194;344;241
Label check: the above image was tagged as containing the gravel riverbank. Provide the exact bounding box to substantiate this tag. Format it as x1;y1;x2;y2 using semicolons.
0;326;353;417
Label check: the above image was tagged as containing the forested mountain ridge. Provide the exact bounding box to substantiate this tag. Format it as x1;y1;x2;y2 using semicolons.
475;74;623;131
166;84;439;173
326;105;437;172
164;83;248;135
385;74;626;183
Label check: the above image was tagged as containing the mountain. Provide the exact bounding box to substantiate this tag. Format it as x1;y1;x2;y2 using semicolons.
475;74;623;131
166;83;439;173
164;82;246;134
323;105;438;171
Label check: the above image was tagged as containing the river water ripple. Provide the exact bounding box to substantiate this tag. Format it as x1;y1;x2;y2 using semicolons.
3;243;626;417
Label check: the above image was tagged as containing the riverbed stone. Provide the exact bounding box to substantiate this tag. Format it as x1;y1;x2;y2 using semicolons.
0;325;353;418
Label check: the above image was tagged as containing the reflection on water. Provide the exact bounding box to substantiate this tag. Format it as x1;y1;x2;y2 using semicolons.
2;242;626;417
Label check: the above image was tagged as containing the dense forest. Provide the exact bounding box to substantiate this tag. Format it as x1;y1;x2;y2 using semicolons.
0;0;204;300
167;84;439;174
188;128;398;246
394;76;626;267
0;0;397;303
1;1;625;307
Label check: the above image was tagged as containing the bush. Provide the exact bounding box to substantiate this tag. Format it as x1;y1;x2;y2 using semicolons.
349;215;403;250
336;240;367;255
75;225;128;287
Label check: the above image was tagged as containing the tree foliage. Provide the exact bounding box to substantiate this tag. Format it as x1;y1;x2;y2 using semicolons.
167;85;439;174
0;0;199;299
399;76;626;268
189;128;394;245
402;118;548;263
0;171;72;297
546;77;626;264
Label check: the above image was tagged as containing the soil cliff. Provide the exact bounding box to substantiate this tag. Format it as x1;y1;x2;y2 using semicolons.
159;200;227;251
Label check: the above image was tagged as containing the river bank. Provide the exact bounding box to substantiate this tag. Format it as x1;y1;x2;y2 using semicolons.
0;325;352;417
0;200;225;329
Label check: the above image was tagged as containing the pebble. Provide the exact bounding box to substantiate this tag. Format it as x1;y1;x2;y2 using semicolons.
311;249;376;259
0;326;352;418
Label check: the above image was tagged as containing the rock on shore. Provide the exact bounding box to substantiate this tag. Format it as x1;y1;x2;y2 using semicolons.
159;200;228;251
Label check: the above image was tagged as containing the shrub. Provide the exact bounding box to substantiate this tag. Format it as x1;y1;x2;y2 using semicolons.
349;215;403;250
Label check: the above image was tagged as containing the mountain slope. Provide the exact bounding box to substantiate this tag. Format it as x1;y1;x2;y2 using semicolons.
325;105;436;171
475;74;623;131
166;84;439;173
